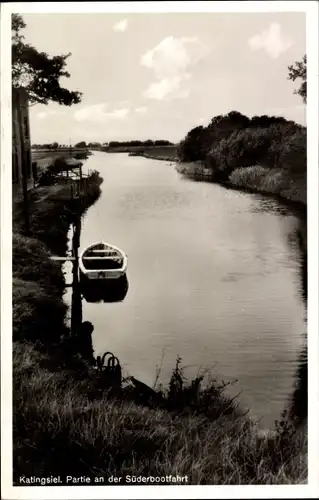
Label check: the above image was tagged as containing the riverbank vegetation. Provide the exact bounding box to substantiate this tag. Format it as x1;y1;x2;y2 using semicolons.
12;14;81;106
129;145;179;161
13;172;103;344
177;55;307;206
106;139;173;149
14;340;307;485
178;112;306;205
105;142;178;160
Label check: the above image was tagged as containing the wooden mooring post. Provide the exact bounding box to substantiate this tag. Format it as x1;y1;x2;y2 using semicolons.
70;210;83;336
50;207;83;336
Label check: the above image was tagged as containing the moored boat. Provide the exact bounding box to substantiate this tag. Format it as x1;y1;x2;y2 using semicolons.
79;242;127;280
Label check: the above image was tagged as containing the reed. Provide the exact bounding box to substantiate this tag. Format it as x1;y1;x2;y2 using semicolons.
13;342;307;484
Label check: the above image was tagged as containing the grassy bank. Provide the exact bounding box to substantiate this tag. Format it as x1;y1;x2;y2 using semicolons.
177;162;306;206
229;166;306;205
14;342;307;485
13;172;102;344
107;145;178;161
13;166;307;485
129;145;178;161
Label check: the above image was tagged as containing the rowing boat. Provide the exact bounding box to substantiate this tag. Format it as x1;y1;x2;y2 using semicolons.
79;242;127;280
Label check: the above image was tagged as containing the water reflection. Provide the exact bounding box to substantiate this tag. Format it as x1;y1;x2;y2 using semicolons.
289;344;307;424
287;216;307;424
70;262;129;333
70;248;82;335
248;196;305;217
80;274;129;303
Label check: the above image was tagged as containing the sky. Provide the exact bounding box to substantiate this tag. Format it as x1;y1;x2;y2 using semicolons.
22;12;306;145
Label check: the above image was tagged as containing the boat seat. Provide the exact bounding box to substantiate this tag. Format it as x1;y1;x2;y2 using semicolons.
87;251;119;256
83;256;122;261
91;249;117;253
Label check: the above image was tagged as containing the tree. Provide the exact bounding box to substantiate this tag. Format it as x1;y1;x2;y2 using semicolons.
155;140;173;146
288;55;307;104
75;141;87;148
12;14;82;106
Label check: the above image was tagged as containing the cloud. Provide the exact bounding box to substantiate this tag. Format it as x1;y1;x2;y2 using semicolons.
140;36;208;100
143;77;191;100
36;109;65;120
74;103;129;123
113;19;128;32
248;23;292;59
119;100;131;107
135;107;148;114
111;108;130;118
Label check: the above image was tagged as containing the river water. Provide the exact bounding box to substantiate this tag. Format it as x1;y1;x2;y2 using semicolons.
65;151;306;427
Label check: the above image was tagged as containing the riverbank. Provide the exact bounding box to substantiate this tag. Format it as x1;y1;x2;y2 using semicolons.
14;338;307;484
13;166;307;485
13;171;103;343
108;144;179;161
176;162;306;206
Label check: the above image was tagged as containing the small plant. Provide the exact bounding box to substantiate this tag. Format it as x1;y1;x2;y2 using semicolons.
38;170;57;186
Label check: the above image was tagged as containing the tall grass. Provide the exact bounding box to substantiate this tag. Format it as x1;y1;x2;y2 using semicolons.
229;166;306;205
13;343;307;485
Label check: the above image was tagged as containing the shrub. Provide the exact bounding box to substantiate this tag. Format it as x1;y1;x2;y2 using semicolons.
179;112;306;184
279;128;306;175
51;157;69;174
204;121;306;185
37;170;57;186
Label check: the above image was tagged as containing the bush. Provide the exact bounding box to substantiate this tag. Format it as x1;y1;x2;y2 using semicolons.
179;112;306;187
38;170;57;186
279;128;306;175
51;157;69;174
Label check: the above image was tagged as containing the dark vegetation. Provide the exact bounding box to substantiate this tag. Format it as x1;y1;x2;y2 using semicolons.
32;140;174;151
129;145;178;161
13;171;103;344
12;14;81;106
178;112;306;205
32;143;70;149
177;56;307;206
106;139;173;149
74;141;88;148
288;55;307;104
13;338;307;484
